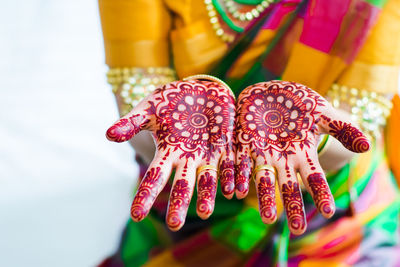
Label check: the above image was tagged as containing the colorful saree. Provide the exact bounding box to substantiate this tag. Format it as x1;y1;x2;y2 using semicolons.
98;0;400;266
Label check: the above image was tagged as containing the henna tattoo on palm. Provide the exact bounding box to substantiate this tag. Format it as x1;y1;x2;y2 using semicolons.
106;79;236;231
236;80;370;235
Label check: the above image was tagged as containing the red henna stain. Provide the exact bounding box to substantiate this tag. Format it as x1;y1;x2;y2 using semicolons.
236;81;323;160
219;158;235;195
257;174;277;223
327;120;370;153
148;80;235;161
235;154;252;194
307;173;335;217
196;171;217;217
305;152;316;171
281;181;306;234
166;179;191;230
106;114;143;142
131;167;163;222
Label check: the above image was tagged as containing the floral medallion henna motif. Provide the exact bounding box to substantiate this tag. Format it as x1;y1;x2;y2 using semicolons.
167;179;191;230
106;78;236;231
237;81;323;158
236;80;370;235
151;81;235;161
307;173;335;217
281;181;305;234
257;174;276;223
197;171;217;218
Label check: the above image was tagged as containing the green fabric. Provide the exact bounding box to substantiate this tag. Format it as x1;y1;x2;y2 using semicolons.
233;0;264;5
121;218;161;266
212;0;245;33
366;200;400;242
211;207;271;253
277;221;290;267
364;0;388;8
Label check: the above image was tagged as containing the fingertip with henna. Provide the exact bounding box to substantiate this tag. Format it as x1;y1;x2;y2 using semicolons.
106;116;142;142
219;158;235;198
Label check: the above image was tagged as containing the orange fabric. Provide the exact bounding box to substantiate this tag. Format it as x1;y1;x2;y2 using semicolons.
387;94;400;184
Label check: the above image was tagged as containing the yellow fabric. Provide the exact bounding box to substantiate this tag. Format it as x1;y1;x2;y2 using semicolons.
98;0;171;67
98;0;228;77
338;62;400;94
337;0;400;94
143;251;184;267
170;19;227;78
99;0;400;94
282;43;347;95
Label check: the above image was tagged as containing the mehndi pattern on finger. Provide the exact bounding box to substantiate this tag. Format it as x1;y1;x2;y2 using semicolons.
131;167;164;222
281;181;306;234
235;153;252;194
167;179;191;230
219;158;235;196
307;173;335;217
197;171;218;217
257;174;277;223
320;115;370;153
106;114;145;142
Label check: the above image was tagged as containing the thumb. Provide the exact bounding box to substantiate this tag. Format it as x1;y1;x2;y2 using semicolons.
106;113;147;143
318;112;370;153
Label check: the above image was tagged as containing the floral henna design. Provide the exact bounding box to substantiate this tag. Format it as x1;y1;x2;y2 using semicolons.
197;171;217;218
131;167;163;222
281;181;306;234
236;80;370;234
167;179;191;230
257;175;277;223
150;81;235;161
237;81;323;159
307;173;335;217
107;79;236;229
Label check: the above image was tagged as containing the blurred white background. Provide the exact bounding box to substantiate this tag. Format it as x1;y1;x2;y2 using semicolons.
0;0;138;266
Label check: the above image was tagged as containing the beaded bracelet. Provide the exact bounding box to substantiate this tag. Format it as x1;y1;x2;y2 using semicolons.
326;84;392;139
107;67;176;116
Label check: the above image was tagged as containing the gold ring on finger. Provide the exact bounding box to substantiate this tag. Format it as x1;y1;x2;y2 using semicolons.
252;165;276;181
197;165;218;176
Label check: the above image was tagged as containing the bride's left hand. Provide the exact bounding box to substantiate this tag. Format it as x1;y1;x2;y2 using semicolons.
235;80;370;235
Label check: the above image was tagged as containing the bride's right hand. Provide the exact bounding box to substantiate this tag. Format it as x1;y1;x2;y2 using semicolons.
106;78;236;231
